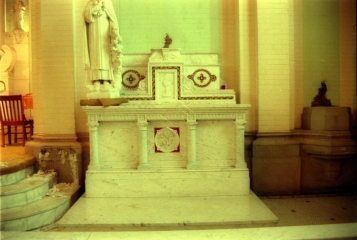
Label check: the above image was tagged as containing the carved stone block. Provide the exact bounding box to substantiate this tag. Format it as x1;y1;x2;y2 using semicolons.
302;107;352;131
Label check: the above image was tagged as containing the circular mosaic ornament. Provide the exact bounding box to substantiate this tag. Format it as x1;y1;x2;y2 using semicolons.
154;127;180;153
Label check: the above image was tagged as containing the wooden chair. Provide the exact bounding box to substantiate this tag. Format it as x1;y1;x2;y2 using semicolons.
0;95;34;147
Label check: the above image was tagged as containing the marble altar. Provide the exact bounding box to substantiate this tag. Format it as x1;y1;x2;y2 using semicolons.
83;48;249;197
59;48;278;229
83;102;250;197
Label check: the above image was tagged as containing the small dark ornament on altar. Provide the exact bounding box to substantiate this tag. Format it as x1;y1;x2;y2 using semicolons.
311;81;332;107
163;34;172;48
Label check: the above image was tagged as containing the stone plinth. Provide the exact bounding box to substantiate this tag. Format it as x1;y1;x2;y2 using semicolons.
252;135;301;195
294;129;357;194
302;107;352;131
300;107;356;193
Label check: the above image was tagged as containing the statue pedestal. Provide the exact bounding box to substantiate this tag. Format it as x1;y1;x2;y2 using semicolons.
298;107;356;194
302;107;352;131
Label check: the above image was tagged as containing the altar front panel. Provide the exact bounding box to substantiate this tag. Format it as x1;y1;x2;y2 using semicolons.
98;121;139;169
83;103;250;197
97;119;236;170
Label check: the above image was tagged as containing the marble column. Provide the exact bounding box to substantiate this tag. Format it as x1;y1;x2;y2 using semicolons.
87;118;99;170
25;1;82;186
235;115;247;169
235;114;247;168
137;121;150;170
186;121;198;169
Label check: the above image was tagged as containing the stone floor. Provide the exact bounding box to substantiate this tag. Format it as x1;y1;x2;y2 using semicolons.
1;145;357;239
261;194;357;227
1;223;356;240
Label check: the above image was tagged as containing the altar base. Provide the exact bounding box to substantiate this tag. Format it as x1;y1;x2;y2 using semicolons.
86;169;249;197
57;190;278;231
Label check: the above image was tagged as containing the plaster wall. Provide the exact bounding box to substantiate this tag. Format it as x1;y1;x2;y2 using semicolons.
29;0;43;132
238;0;258;133
2;0;355;135
26;0;356;135
339;0;356;124
221;0;239;102
293;0;304;129
302;0;340;107
256;0;291;133
29;0;78;136
116;0;221;54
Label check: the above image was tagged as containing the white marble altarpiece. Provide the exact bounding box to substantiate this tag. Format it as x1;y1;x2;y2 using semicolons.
61;47;277;229
83;48;250;197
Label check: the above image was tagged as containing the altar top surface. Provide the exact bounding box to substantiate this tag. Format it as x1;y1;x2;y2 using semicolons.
82;101;250;110
81;101;251;120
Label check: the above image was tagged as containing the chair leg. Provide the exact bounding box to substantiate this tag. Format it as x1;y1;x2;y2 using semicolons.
22;125;26;147
8;126;11;145
15;126;18;143
1;126;5;147
30;123;33;139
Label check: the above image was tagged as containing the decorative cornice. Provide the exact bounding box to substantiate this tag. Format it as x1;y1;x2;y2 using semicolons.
96;115;137;121
196;113;236;120
84;107;249;122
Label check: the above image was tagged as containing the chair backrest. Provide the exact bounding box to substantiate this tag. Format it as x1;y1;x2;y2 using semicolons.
0;95;25;126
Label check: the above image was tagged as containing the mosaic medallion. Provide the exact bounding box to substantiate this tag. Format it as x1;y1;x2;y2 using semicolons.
187;69;216;88
154;127;180;153
122;70;146;89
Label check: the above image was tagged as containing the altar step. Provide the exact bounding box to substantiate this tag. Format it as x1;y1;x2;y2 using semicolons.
1;172;56;209
56;191;278;231
0;166;79;231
